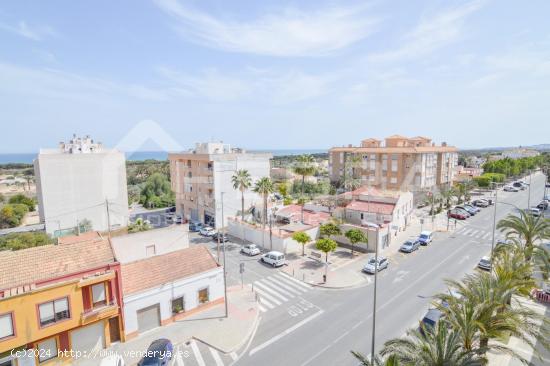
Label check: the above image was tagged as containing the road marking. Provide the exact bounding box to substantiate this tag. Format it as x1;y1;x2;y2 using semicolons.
392;270;409;284
277;273;311;290
175;347;185;366
469;229;479;237
230;352;238;361
254;281;289;302
190;340;206;366
271;276;308;293
254;287;282;305
258;304;267;312
482;232;491;240
249;309;324;356
262;277;300;296
209;347;224;366
462;228;473;236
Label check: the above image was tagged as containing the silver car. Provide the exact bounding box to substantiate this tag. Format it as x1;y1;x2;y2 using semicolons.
363;257;389;274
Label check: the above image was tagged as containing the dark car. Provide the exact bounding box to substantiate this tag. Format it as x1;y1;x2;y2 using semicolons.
138;339;173;366
420;308;444;334
453;207;471;218
456;205;476;216
212;232;229;242
189;221;204;232
537;201;549;210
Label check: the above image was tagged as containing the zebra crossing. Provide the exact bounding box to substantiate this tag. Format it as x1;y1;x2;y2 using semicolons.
172;339;236;366
253;272;312;313
454;227;505;241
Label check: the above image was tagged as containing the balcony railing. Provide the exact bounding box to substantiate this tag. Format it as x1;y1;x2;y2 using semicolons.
81;300;118;323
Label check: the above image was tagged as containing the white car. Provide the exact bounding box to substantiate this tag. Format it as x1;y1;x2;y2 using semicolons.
418;231;433;245
478;256;491;271
362;257;389;274
241;244;261;256
472;199;489;208
503;186;519;192
261;251;286;267
199;226;216;236
526;207;541;217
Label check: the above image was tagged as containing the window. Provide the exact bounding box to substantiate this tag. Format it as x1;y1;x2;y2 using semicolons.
198;288;209;304
171;297;185;314
37;338;57;363
39;298;69;327
390;177;397;184
0;313;14;339
92;283;106;307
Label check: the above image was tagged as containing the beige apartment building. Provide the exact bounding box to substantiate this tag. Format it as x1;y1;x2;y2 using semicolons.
329;135;458;193
168;142;272;228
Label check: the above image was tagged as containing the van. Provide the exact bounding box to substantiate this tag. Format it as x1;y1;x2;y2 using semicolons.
418;231;433;245
261;251;286;267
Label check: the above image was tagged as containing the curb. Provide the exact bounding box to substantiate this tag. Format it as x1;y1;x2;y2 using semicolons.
279;270;370;290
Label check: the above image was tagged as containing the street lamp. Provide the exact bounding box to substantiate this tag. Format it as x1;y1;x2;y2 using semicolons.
371;213;381;365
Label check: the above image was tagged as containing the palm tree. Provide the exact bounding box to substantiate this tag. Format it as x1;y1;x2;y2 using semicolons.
232;169;252;221
253;177;274;233
293;155;316;223
351;352;399;366
380;321;483;365
341;154;362;191
439;186;456;209
497;210;550;260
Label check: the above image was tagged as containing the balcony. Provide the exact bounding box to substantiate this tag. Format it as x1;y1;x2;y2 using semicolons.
81;300;119;325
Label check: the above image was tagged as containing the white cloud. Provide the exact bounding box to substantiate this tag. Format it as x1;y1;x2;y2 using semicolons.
0;20;56;41
153;0;378;57
369;0;484;62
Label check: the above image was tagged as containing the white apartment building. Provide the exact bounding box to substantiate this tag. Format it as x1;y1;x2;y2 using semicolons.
502;148;540;159
169;142;272;229
34;135;129;236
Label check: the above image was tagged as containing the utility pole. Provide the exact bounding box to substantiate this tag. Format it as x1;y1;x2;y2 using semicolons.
490;183;498;272
371;221;380;364
221;192;228;318
105;198;112;239
527;169;532;208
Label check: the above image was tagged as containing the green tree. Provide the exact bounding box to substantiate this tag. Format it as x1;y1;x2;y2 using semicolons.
351;353;400;366
0;232;54;251
0;192;4;203
341;154;362;192
128;217;152;233
8;194;36;212
292;231;311;257
293;155;316;222
77;218;93;234
320;222;341;239
345;228;368;256
316;237;337;262
380;322;484;365
497;210;550;260
127;185;141;204
232;169;252;221
140;173;175;208
0;204;29;228
253;177;274;233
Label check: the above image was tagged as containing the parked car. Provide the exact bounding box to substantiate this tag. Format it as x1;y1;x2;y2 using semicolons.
503;186;519;192
400;240;421;253
478;256;491;271
537;200;549;210
100;355;125;366
138;339;173;366
546;182;550;188
241;244;261;256
454;207;471;218
525;207;541;217
456;205;476;216
189;221;204;232
420;308;444;334
512;182;526;190
362;256;389;274
199;226;216;237
472;199;489;208
418;231;434;245
448;209;468;220
174;214;183;224
463;203;481;213
212;232;229;242
261;251;286;267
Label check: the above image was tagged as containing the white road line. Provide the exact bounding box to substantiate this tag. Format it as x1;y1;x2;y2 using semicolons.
254;281;289;302
277;273;311;290
461;228;472;236
249;309;324;356
259;296;275;309
230;352;238;361
262;277;299;296
190;340;206;366
254;287;282;305
258;304;267;312
469;229;479;237
209;347;224;366
482;232;491;240
455;227;465;234
175;347;185;366
275;276;309;293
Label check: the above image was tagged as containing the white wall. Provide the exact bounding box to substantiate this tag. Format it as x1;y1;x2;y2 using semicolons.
35;150;129;235
123;268;224;335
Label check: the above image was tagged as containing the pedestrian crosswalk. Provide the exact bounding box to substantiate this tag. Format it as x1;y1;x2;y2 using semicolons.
454;227;505;241
172;340;236;366
253;272;312;313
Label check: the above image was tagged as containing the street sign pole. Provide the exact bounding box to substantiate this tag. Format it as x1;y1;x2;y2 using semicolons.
240;262;245;289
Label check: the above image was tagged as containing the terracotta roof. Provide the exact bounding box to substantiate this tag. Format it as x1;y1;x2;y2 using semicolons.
58;231;102;245
276;205;331;226
0;233;116;291
346;200;395;215
329;146;457;153
121;246;219;296
385;134;408;139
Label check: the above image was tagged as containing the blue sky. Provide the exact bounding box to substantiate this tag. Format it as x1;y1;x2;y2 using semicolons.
0;0;549;153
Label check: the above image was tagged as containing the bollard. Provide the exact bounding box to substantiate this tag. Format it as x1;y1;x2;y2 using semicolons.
293;269;295;277
302;273;305;282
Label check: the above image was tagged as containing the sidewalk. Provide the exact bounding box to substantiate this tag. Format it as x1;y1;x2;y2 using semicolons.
282;247;370;288
487;296;550;365
75;285;259;366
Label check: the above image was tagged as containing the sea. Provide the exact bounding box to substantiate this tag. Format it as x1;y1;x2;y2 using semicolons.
0;149;327;164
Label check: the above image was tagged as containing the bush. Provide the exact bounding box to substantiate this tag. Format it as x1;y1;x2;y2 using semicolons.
8;194;36;212
0;203;29;228
0;232;54;251
140;173;175;208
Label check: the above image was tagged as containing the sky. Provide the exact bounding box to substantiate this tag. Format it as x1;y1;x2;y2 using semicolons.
0;0;549;153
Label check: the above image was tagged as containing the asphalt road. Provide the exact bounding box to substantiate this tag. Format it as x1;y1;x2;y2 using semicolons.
225;172;548;366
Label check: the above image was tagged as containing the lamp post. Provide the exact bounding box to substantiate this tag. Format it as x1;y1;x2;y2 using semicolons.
371;214;381;364
220;192;228;318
